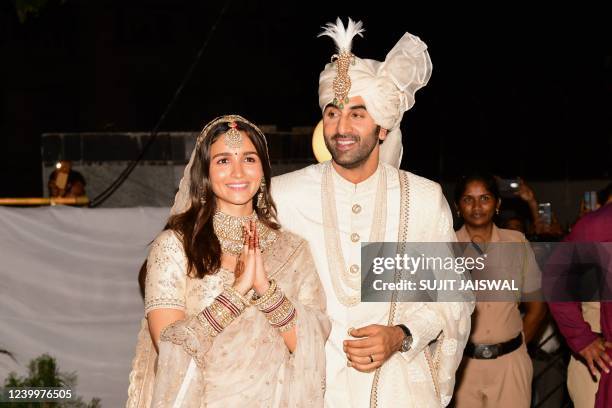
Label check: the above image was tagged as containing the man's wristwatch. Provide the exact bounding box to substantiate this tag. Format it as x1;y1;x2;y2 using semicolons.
397;324;412;352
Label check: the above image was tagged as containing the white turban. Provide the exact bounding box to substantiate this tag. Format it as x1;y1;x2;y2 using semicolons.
318;18;432;168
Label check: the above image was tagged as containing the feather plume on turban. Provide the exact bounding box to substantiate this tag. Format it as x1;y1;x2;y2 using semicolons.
318;18;432;168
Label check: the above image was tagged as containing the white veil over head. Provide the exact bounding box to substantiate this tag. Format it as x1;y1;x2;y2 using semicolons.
170;114;270;216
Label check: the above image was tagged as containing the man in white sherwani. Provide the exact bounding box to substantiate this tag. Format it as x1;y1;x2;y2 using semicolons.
272;18;474;407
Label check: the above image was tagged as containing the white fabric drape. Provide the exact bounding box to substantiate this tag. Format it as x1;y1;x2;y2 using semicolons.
318;31;432;169
0;206;168;408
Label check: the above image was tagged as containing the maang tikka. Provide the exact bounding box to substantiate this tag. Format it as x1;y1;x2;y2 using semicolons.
224;121;243;149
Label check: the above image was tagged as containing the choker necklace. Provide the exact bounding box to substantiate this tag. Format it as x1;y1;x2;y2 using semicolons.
212;211;277;256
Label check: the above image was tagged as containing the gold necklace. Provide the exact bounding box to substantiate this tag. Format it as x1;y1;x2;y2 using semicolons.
212;211;277;256
321;162;387;307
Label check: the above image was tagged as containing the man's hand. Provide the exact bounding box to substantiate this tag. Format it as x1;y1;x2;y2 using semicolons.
343;325;404;373
579;337;612;377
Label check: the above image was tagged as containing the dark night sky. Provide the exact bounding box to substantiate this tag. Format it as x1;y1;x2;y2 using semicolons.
1;1;611;197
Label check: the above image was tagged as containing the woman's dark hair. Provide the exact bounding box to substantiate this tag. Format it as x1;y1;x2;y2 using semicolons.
453;172;501;205
165;120;280;279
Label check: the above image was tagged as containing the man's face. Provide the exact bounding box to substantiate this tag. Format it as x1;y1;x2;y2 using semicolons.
322;96;387;169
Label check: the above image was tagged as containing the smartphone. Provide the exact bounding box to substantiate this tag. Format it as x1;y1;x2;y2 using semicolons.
497;178;520;198
538;202;552;225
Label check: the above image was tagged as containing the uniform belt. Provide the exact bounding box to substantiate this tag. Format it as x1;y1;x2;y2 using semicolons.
464;333;523;359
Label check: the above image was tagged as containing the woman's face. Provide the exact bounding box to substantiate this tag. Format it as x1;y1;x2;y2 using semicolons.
457;180;499;228
208;130;263;215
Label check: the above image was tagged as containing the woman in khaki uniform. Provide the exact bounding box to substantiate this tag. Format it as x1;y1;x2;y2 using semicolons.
452;173;546;408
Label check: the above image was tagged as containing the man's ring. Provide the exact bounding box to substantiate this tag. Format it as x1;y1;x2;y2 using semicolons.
369;355;374;363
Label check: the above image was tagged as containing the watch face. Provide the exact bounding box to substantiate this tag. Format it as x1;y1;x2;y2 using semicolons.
401;336;412;352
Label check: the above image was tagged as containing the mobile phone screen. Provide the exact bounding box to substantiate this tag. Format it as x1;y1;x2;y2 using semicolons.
538;203;552;225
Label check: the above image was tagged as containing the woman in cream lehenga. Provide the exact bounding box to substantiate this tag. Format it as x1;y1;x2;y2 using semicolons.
126;115;331;407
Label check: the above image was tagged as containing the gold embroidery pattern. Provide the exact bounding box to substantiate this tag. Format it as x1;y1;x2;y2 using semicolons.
321;162;387;307
144;233;187;313
331;51;355;108
159;286;248;368
370;169;409;408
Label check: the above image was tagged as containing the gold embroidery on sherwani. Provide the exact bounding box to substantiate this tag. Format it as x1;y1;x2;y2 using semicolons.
321;161;387;307
369;169;411;408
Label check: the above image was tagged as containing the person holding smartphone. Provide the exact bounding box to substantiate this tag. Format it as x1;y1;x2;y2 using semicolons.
497;177;563;240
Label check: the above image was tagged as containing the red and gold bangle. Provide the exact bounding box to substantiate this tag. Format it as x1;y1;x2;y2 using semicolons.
252;281;297;332
197;287;247;336
265;295;297;332
250;279;278;306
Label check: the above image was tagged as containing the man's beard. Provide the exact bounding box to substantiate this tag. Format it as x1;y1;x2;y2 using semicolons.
324;126;380;169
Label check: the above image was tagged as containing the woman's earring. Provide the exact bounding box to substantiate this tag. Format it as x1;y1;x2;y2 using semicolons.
456;210;462;218
496;208;500;215
200;195;206;206
257;178;267;211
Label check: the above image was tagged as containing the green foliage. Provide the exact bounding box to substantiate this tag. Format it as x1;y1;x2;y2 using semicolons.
1;354;101;407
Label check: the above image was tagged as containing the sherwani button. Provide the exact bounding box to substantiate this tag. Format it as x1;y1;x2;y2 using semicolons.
352;204;362;214
350;233;360;242
349;264;360;274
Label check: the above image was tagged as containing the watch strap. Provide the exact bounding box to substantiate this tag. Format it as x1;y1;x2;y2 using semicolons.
397;324;411;338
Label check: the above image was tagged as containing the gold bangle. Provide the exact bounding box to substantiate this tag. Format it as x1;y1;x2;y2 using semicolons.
250;279;277;306
196;312;221;337
257;285;284;312
199;287;247;335
277;313;297;332
224;285;250;308
266;298;294;325
262;289;297;331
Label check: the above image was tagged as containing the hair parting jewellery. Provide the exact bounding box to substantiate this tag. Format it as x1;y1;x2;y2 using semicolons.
195;114;247;148
224;121;243;149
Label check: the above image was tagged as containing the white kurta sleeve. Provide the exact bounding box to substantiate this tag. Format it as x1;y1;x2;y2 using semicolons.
271;173;299;232
395;183;474;406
